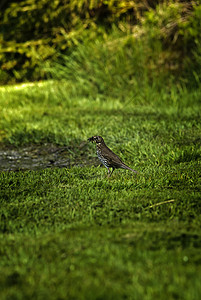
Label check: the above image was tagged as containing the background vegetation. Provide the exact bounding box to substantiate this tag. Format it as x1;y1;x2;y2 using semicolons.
0;0;201;86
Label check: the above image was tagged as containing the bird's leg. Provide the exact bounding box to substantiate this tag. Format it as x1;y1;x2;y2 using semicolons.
107;168;111;177
109;168;114;177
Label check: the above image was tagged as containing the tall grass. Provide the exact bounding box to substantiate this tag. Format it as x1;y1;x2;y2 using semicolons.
49;29;168;100
48;25;201;103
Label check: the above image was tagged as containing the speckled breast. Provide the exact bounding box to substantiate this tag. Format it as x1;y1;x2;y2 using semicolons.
96;148;109;168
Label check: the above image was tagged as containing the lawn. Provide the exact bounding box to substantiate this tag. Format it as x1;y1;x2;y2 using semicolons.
0;81;201;299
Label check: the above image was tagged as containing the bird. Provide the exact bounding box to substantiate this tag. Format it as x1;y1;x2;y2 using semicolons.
88;136;138;177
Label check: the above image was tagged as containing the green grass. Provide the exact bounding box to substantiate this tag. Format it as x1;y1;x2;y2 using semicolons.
0;81;201;299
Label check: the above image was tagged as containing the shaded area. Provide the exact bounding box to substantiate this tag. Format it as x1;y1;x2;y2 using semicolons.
0;143;97;171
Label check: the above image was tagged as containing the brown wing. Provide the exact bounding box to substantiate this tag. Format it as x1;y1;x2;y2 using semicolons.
101;146;124;169
101;145;138;173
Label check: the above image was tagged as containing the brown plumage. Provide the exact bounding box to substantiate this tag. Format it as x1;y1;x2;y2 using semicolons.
88;136;138;176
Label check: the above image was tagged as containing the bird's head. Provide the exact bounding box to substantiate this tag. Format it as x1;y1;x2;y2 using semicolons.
88;136;104;145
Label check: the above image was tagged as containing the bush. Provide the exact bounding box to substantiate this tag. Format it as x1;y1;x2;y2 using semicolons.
142;0;201;86
0;0;143;83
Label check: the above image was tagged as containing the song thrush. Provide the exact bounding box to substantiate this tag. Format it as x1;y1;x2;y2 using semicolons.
88;136;138;176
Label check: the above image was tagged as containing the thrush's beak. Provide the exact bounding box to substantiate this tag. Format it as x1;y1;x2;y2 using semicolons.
88;137;94;142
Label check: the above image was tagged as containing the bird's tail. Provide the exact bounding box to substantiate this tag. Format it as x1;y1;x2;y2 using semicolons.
121;164;138;174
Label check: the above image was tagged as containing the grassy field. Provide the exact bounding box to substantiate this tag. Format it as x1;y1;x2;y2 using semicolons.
0;81;201;299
